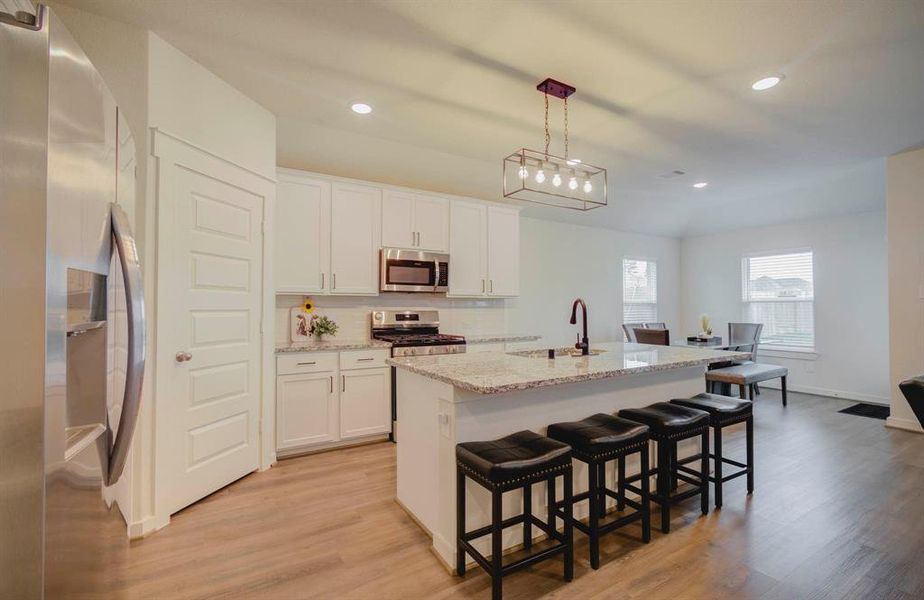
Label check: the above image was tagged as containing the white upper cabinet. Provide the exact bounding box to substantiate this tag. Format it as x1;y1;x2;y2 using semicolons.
275;174;331;293
413;195;450;252
449;200;488;297
382;191;449;252
486;206;520;297
329;182;381;295
381;190;415;249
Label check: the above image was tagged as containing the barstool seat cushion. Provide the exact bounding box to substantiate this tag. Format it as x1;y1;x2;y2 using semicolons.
618;402;709;439
547;414;649;459
457;430;571;485
670;393;752;425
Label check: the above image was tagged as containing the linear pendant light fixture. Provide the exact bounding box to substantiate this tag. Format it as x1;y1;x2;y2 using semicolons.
503;78;607;211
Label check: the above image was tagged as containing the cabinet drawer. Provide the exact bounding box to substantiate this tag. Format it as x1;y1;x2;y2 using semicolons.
277;352;338;375
340;348;389;370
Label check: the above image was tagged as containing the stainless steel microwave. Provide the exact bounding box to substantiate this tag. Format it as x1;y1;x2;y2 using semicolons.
380;248;449;293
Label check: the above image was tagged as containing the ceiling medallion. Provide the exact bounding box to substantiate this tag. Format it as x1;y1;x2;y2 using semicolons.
503;78;607;211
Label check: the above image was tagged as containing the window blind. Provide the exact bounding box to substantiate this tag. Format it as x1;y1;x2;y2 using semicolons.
741;251;814;349
623;258;658;324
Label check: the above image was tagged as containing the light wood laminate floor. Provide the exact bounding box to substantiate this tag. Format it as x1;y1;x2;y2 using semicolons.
112;391;924;599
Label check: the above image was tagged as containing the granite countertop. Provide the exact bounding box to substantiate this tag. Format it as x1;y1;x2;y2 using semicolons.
463;333;541;344
387;342;752;395
276;339;392;354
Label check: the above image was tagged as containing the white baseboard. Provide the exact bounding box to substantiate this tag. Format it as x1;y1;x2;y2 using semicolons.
128;513;170;539
758;381;890;406
886;416;924;433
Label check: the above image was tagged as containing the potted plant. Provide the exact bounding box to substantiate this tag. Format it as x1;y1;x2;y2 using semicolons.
309;314;338;340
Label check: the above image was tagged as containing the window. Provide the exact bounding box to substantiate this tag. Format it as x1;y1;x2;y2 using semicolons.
741;250;814;349
623;258;658;324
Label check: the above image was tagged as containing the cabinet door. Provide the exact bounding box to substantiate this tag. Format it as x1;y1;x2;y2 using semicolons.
275;175;330;293
413;195;450;252
448;200;487;297
487;206;520;297
381;190;415;249
339;367;391;439
330;182;382;295
276;372;338;450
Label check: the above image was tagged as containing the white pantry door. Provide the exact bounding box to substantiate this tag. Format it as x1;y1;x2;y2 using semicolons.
158;147;265;515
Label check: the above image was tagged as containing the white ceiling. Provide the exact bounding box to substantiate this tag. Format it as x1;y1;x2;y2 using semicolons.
64;0;924;237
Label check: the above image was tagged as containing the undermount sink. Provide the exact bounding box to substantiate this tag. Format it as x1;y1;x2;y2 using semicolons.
508;347;607;359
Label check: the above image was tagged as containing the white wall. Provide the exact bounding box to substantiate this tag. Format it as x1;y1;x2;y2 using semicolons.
680;211;890;404
506;217;681;347
148;34;276;181
886;147;924;432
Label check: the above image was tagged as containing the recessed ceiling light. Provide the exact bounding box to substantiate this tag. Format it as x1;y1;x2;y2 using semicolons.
351;102;373;114
693;182;709;189
751;75;783;91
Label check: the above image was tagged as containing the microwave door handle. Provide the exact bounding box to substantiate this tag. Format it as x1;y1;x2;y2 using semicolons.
434;260;440;292
106;203;147;487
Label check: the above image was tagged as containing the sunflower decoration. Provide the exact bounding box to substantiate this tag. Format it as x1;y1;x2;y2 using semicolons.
302;297;315;314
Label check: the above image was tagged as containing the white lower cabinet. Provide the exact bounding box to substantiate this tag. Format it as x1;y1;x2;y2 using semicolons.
340;367;391;439
276;371;338;450
276;350;391;455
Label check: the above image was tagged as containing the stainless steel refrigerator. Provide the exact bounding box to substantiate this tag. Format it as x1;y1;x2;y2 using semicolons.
1;3;145;597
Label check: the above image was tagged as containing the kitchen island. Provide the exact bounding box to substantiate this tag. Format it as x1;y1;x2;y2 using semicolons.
387;342;751;570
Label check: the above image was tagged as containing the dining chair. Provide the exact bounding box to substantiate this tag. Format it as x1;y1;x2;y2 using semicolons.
622;323;646;342
634;328;670;346
721;323;764;396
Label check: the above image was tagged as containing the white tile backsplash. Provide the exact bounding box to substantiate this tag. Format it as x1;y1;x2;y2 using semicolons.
275;294;507;344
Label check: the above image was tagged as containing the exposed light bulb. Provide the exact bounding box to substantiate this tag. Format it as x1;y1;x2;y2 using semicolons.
568;176;578;190
552;172;562;187
583;179;593;193
518;165;529;179
534;168;546;184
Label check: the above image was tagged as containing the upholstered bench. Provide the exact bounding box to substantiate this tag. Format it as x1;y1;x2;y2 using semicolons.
705;363;788;405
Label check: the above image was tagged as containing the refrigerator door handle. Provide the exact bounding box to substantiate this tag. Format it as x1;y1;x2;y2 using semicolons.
106;203;146;486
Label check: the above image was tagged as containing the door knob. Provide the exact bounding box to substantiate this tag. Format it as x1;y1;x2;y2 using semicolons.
175;351;193;363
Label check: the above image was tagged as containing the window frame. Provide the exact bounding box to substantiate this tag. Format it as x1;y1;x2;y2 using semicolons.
740;248;816;352
622;256;659;327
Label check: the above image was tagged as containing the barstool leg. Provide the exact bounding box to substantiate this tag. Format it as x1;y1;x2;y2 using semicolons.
714;425;723;509
598;462;607;516
588;459;600;569
781;376;788;407
657;440;670;533
547;476;557;533
456;469;466;576
563;469;574;582
700;431;710;515
522;483;532;550
746;416;755;494
617;456;626;511
640;444;651;543
491;489;503;600
669;444;678;491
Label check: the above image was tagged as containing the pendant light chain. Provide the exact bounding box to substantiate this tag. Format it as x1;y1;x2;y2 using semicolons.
563;96;569;159
543;91;551;157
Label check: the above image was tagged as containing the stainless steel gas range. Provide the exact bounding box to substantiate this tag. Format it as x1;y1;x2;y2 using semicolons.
371;309;465;440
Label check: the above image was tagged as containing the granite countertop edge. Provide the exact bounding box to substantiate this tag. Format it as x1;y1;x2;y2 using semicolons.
276;339;392;354
386;351;753;395
464;334;542;344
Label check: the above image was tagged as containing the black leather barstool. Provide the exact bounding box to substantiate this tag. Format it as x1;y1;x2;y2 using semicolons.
670;393;754;508
618;403;710;533
456;430;574;600
546;414;651;569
